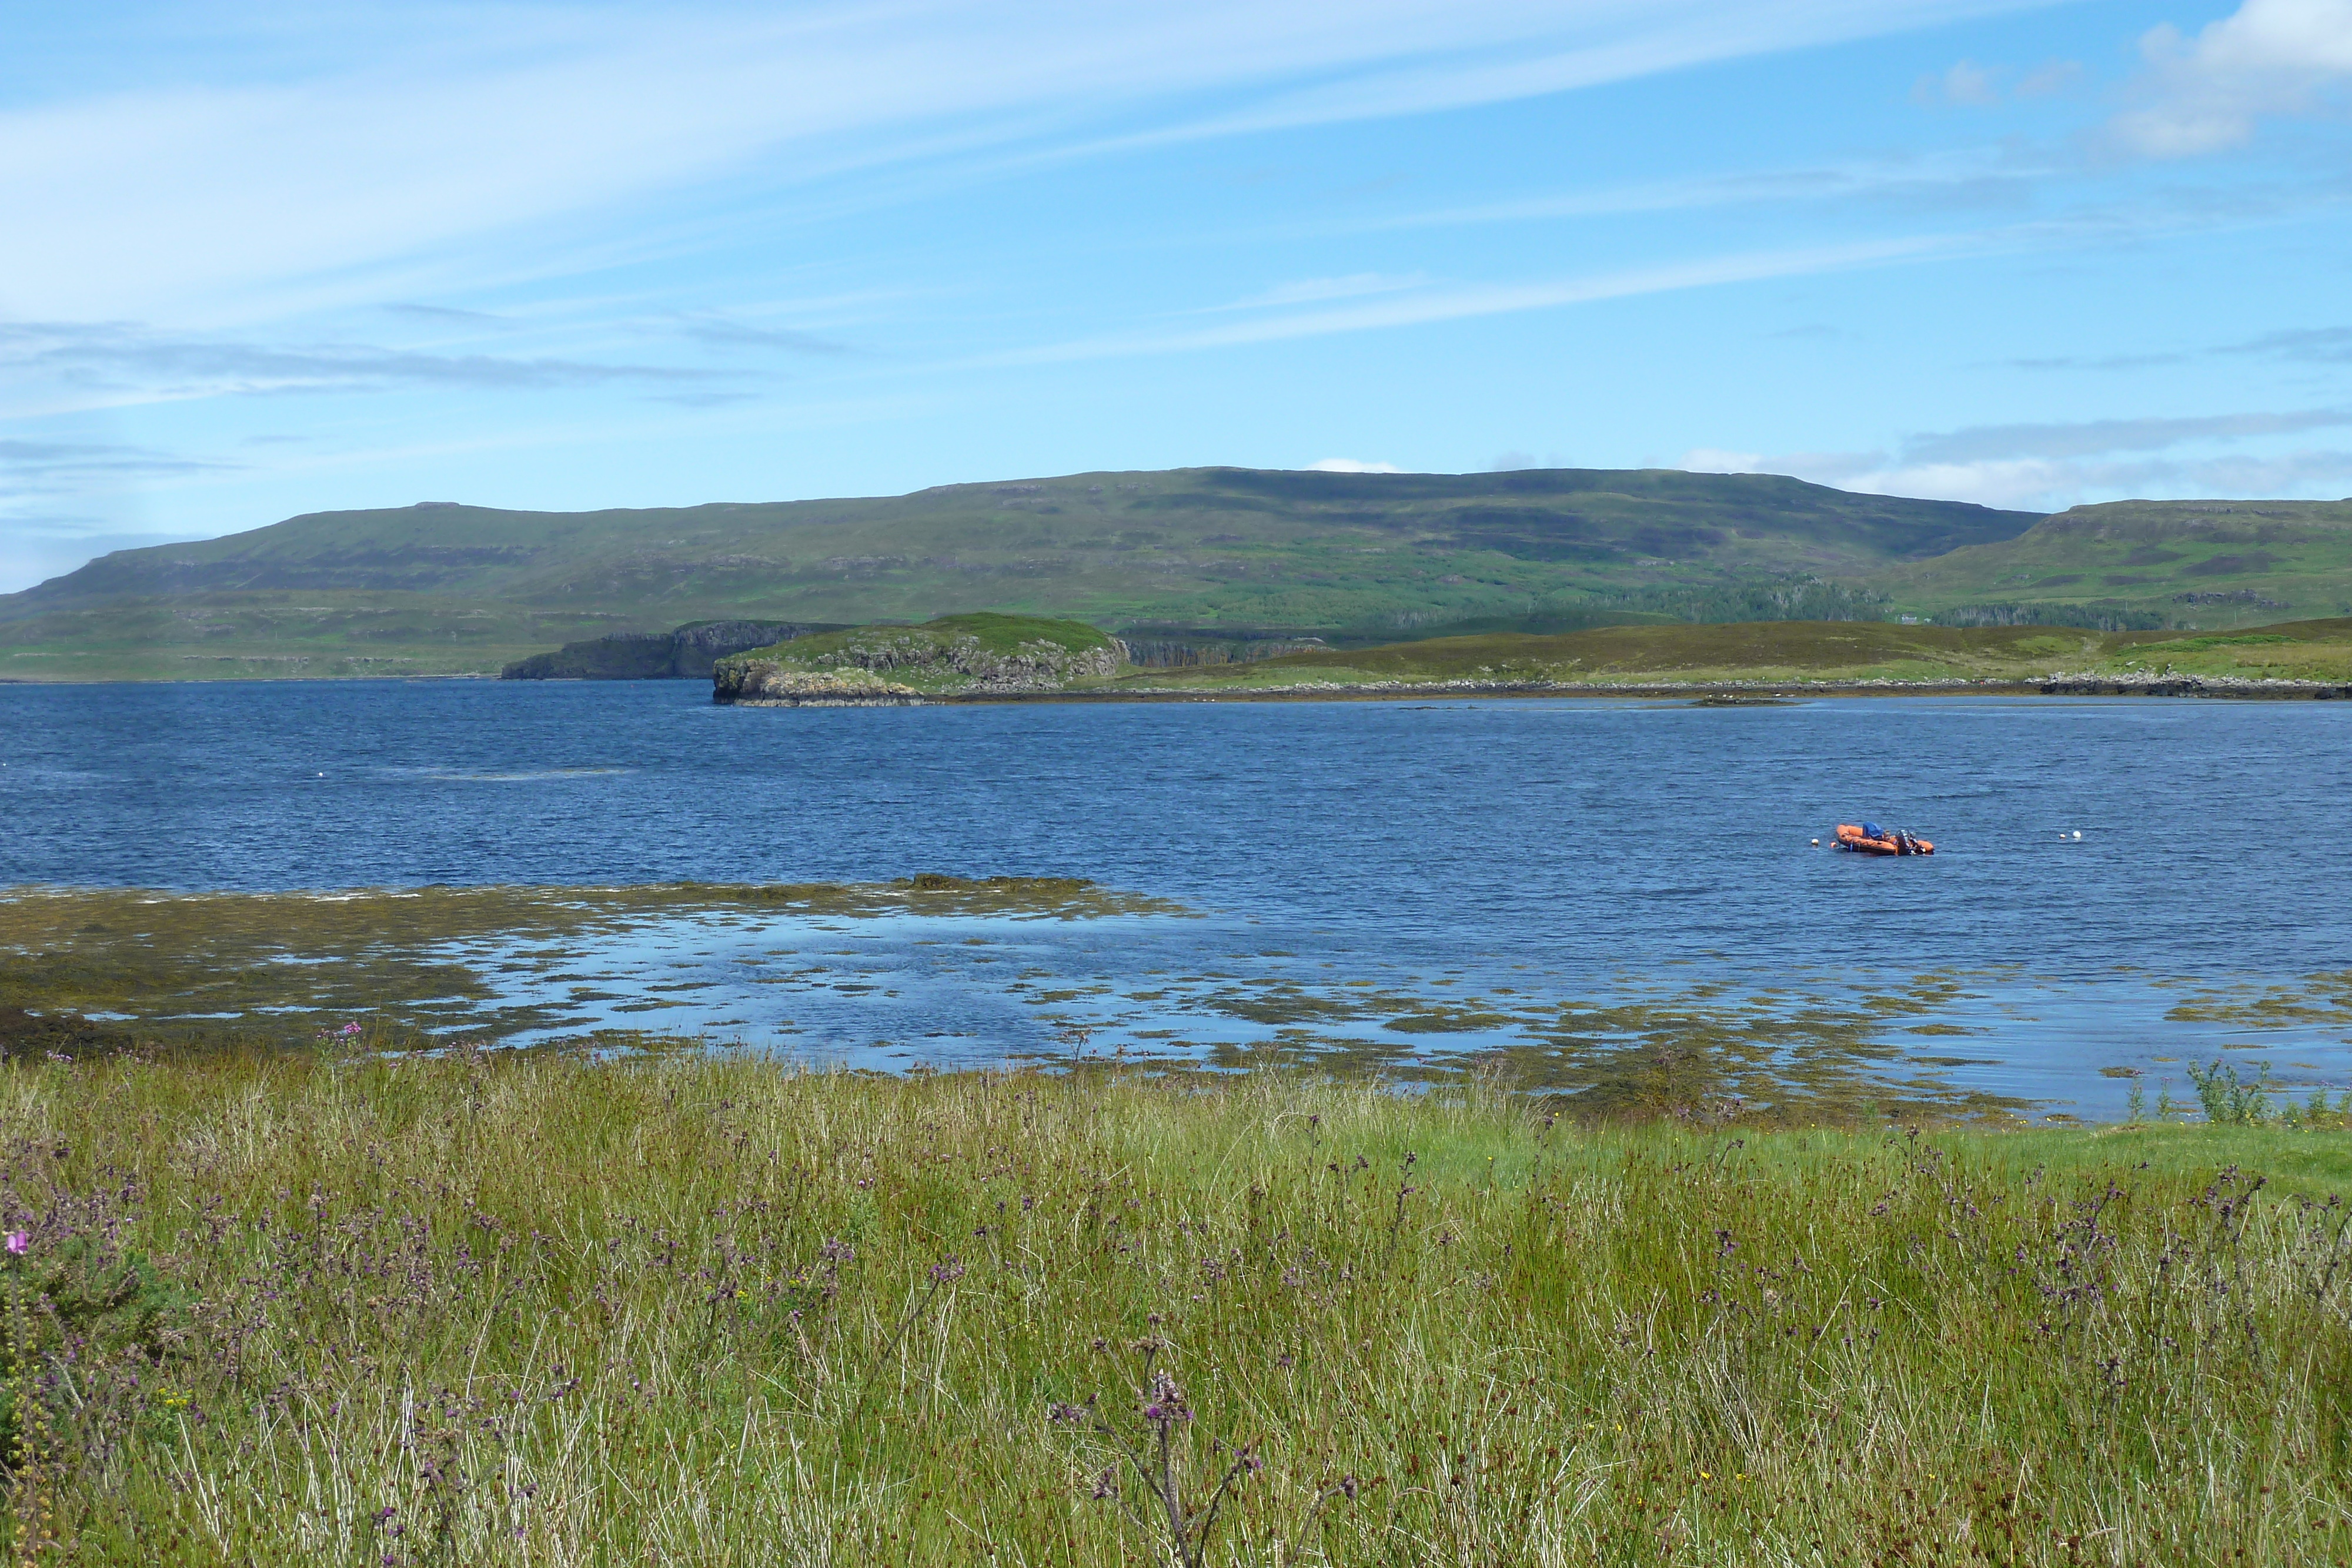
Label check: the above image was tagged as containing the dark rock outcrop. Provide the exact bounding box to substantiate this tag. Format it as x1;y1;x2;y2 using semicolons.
502;620;846;680
714;614;1123;704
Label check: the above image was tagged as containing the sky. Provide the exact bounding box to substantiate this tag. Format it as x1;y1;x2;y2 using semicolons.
2;0;2349;591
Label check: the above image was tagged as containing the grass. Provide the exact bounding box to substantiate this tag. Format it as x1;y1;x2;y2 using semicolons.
2097;618;2352;683
1093;617;2352;693
1868;499;2352;630
6;1054;2351;1565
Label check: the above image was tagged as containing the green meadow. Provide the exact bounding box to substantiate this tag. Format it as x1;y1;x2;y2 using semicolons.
1097;616;2352;693
5;1052;2351;1565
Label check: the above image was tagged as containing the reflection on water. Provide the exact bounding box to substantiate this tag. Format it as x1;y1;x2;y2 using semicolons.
410;904;2352;1124
4;681;2351;1119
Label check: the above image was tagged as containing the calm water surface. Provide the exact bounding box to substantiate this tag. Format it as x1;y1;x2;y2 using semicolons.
5;680;2348;1115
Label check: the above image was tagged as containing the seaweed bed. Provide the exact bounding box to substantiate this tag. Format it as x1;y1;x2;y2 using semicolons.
0;878;1175;1051
8;882;2348;1128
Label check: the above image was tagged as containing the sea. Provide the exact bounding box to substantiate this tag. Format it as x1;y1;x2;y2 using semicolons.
5;678;2349;1119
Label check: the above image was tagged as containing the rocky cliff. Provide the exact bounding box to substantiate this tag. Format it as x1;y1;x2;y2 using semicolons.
714;613;1122;704
502;620;846;680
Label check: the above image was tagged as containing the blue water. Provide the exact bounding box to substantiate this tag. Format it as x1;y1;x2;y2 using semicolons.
5;680;2350;1114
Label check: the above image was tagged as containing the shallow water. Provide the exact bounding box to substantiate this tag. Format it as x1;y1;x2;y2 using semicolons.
4;680;2349;1116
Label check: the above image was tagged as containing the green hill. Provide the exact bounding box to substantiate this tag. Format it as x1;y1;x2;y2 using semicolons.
1867;498;2352;630
0;468;2037;681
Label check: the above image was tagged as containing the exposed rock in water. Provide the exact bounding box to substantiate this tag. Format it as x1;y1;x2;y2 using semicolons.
720;667;927;706
503;620;847;680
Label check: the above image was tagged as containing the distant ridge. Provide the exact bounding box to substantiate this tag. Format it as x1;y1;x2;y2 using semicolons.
0;466;2045;681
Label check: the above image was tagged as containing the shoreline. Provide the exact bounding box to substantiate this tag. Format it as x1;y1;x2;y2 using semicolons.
721;672;2352;705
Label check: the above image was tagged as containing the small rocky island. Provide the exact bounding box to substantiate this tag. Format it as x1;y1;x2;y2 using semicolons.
712;613;1124;704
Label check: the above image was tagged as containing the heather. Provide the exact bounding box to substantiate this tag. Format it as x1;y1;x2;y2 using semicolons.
3;1052;2350;1565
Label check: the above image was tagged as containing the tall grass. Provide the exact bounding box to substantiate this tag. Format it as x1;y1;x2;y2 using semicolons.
2;1049;2348;1564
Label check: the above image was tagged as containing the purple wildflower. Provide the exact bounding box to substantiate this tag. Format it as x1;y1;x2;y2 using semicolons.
4;1232;26;1256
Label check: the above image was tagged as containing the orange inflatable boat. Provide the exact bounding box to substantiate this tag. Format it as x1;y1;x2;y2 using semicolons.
1836;823;1933;856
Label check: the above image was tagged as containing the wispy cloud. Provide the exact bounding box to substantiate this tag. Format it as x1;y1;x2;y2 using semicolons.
1902;410;2352;464
2220;325;2352;363
1000;235;1957;365
1686;406;2352;509
1204;274;1426;312
0;1;2054;320
382;303;509;323
1914;59;2003;107
1911;56;2082;107
1291;145;2060;240
0;436;234;494
1843;450;2352;510
0;320;737;413
2012;323;2352;372
667;314;853;354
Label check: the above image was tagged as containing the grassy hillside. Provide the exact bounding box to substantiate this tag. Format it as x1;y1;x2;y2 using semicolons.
0;468;2037;681
1868;498;2352;629
12;1055;2351;1564
1100;615;2352;690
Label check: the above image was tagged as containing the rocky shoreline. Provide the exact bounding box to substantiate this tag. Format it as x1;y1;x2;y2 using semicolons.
729;671;2352;704
712;616;1123;704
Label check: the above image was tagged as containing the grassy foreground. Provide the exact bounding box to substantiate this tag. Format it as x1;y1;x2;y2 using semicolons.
5;1055;2351;1564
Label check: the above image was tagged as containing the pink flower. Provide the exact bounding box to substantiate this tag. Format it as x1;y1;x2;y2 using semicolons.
5;1232;27;1256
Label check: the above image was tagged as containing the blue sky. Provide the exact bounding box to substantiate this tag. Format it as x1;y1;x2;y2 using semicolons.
2;0;2348;590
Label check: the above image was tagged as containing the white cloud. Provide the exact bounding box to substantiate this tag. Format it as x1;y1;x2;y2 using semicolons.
2111;0;2352;156
1305;457;1404;473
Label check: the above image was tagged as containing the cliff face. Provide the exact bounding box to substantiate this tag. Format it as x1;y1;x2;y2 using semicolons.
502;620;846;680
714;613;1122;704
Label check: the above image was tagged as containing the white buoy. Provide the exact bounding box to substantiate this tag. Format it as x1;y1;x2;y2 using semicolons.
2073;830;2082;840
1810;838;1820;847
